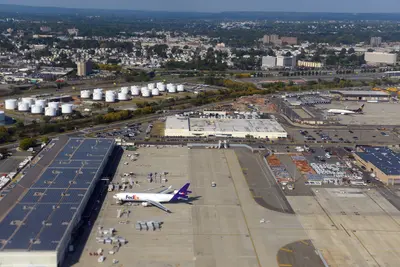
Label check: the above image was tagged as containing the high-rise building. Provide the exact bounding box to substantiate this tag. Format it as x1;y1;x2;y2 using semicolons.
77;61;93;76
262;35;270;44
261;56;277;69
276;55;296;68
270;34;279;43
370;37;382;47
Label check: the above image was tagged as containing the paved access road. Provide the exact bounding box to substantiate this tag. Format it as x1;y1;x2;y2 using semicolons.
234;148;294;213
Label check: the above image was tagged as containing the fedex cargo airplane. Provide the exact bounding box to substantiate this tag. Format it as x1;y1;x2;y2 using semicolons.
113;183;191;213
327;104;365;115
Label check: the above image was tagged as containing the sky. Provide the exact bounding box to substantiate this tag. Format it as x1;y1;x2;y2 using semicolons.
0;0;400;13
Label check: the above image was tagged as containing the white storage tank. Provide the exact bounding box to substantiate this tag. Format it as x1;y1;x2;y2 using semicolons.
31;105;43;114
120;87;129;94
131;86;140;96
45;107;57;117
147;83;155;90
18;102;29;112
22;97;35;107
35;99;47;108
61;104;73;114
141;89;151;98
166;83;174;89
156;82;164;89
105;91;116;103
93;91;103;101
0;111;4;122
80;90;91;99
177;84;185;92
151;89;160;96
5;99;17;110
48;102;60;109
158;83;166;92
167;84;177;93
118;92;128;101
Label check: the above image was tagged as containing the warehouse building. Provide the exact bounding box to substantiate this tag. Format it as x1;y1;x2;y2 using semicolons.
0;137;115;267
330;90;390;101
165;116;287;139
354;146;400;185
364;52;397;65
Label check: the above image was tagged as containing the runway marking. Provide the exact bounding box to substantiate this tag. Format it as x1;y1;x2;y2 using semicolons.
279;264;292;267
280;248;293;253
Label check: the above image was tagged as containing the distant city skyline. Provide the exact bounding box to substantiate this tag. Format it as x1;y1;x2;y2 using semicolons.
0;0;400;13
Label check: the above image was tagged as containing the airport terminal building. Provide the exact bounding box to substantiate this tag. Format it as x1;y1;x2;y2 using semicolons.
354;146;400;185
0;137;115;267
165;116;287;139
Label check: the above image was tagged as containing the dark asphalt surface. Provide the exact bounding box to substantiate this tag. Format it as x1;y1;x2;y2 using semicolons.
235;148;294;214
277;239;325;267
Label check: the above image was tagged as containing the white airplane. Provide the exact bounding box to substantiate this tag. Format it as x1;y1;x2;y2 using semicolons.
113;183;191;213
327;104;365;115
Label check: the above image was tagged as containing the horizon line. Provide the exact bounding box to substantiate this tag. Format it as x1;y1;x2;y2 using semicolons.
1;3;400;15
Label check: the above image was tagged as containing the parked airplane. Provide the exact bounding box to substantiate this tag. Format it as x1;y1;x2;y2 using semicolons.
327;104;365;115
113;183;192;213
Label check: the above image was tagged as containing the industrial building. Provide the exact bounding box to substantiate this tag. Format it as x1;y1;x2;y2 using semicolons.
330;90;390;101
165;116;287;139
276;55;296;68
297;60;324;68
354;146;400;185
76;60;92;76
261;56;277;69
364;52;397;65
0;137;115;267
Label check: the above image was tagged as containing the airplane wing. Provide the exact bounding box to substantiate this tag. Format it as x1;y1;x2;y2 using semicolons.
157;186;172;194
147;199;171;213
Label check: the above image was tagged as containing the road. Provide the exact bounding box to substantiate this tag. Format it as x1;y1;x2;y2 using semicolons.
235;148;294;213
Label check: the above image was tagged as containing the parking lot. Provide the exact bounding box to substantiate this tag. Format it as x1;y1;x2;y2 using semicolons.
93;122;149;141
288;127;400;145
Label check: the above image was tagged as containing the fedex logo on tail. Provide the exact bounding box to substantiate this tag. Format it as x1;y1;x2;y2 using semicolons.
171;182;191;201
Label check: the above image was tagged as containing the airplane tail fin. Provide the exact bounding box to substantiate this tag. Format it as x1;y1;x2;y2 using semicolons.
171;183;191;201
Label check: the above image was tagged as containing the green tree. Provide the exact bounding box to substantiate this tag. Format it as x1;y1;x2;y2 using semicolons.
15;120;24;129
41;136;49;144
42;116;51;123
19;138;36;151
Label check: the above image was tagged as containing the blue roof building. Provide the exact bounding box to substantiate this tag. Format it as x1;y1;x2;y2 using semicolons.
0;137;114;267
355;146;400;185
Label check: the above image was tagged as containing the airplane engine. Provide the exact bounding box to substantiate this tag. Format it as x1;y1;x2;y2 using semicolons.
173;190;178;194
142;202;150;207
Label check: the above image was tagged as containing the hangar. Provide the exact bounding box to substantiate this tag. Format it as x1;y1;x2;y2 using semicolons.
0;137;115;267
330;90;390;101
